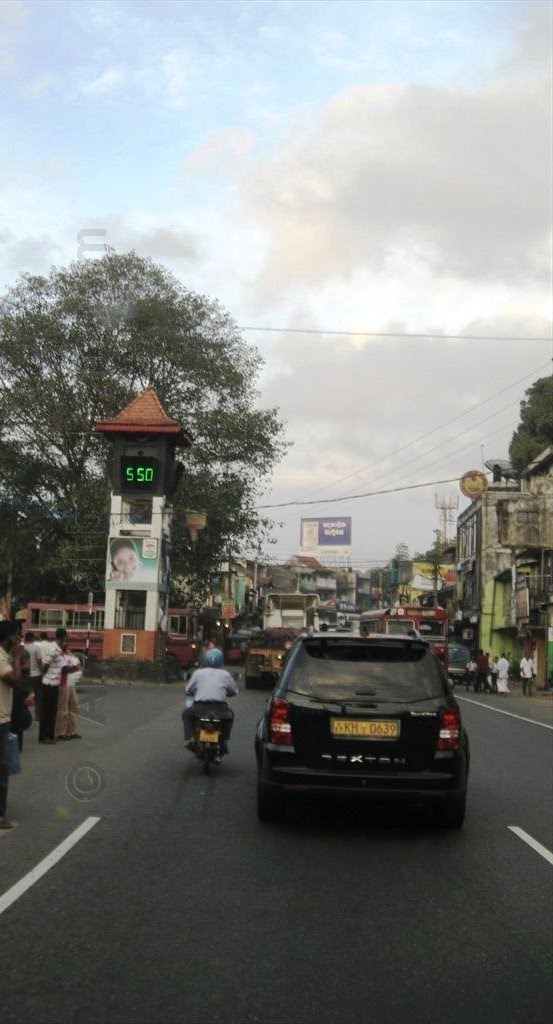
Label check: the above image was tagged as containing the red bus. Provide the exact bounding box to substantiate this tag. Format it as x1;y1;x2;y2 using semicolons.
359;606;448;666
23;602;199;669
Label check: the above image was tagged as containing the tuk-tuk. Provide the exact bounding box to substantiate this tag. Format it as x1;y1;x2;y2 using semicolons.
244;628;298;689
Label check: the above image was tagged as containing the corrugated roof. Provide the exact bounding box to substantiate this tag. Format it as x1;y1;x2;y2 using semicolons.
95;388;192;445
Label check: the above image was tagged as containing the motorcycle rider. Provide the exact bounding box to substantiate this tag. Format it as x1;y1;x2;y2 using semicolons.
182;647;238;752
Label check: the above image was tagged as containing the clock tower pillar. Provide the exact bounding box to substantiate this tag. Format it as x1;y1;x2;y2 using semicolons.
95;389;192;666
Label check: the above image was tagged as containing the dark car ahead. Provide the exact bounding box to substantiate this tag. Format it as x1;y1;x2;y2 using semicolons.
255;633;469;828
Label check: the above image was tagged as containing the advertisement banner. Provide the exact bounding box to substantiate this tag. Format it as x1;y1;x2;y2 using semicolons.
410;561;457;594
106;537;160;590
301;517;352;554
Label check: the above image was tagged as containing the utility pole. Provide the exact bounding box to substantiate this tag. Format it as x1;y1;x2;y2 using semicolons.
227;548;233;600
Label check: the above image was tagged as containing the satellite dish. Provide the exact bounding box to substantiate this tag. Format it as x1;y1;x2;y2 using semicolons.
484;459;518;482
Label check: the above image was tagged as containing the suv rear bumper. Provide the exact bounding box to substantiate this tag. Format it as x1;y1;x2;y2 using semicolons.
258;750;468;800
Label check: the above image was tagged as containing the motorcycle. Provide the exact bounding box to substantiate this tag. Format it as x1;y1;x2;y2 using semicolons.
190;707;227;774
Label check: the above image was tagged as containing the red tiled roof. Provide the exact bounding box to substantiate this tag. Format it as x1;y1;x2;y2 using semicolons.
95;388;192;445
286;555;325;571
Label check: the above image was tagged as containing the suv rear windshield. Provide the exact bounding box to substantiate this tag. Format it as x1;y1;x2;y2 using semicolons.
283;638;445;702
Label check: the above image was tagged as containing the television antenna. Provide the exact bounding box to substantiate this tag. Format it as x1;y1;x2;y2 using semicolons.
434;492;459;548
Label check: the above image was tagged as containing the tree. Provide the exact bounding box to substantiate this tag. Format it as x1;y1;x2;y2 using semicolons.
0;251;289;607
509;376;553;475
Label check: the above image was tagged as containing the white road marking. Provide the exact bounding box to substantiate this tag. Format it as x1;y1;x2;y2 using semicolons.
508;826;553;866
457;696;553;730
0;816;100;916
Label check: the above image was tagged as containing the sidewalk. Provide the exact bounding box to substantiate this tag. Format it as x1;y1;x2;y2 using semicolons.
508;680;553;702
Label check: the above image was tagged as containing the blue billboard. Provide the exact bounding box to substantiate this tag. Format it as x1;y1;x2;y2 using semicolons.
301;517;352;551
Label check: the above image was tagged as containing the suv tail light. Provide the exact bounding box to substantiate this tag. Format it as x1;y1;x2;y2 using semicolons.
269;697;293;746
437;707;461;751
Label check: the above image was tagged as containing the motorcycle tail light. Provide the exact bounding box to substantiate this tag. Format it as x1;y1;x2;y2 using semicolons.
437;708;461;751
269;697;293;746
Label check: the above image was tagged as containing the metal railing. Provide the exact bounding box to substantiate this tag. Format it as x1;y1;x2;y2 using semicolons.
114;609;146;630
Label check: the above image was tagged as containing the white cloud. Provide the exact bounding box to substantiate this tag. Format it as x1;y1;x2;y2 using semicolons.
162;50;194;108
79;64;127;95
253;307;551;559
180;126;256;183
77;215;202;265
240;68;551;307
0;0;26;74
23;72;60;99
0;230;63;275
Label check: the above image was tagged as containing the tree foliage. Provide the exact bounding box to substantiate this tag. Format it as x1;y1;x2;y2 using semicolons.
0;251;289;607
509;375;553;475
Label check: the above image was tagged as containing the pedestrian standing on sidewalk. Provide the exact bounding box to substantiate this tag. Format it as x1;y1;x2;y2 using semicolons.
24;630;43;721
466;657;477;691
39;627;68;743
0;621;22;830
496;652;510;695
10;631;32;752
54;642;82;740
520;654;535;697
475;649;489;694
490;656;499;694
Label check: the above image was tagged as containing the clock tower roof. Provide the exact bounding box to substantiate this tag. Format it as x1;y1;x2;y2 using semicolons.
95;388;192;446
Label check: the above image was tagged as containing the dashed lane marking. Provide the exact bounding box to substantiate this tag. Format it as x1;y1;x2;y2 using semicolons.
508;827;553;866
0;816;100;916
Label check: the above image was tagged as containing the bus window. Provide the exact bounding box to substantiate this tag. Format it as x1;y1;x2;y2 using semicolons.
385;620;415;636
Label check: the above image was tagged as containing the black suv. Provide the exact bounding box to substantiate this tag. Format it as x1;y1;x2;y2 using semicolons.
255;633;469;827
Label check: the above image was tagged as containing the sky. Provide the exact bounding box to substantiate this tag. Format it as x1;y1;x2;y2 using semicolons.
1;0;552;568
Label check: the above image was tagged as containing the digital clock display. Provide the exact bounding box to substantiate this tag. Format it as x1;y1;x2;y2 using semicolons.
120;456;158;491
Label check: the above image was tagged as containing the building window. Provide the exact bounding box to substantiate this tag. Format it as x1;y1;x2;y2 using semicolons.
516;510;539;525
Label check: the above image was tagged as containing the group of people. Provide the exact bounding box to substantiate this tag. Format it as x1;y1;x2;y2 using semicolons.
465;649;536;696
0;622;83;831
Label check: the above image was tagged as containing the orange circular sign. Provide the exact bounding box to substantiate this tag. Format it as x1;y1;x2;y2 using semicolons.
459;470;488;499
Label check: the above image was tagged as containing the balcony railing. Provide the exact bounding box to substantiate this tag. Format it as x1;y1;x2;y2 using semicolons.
527;574;552;604
114;609;146;630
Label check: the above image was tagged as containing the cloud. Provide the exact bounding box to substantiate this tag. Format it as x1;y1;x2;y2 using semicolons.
244;72;551;305
83;216;201;264
0;0;26;74
180;126;256;183
0;230;63;274
254;308;551;558
79;65;127;95
162;50;194;108
258;310;551;481
236;5;552;308
23;72;60;99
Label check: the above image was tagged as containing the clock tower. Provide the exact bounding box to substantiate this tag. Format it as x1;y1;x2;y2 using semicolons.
96;389;192;666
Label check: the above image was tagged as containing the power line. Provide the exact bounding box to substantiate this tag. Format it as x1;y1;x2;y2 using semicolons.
293;361;550;501
255;476;460;510
272;416;519;523
240;326;552;342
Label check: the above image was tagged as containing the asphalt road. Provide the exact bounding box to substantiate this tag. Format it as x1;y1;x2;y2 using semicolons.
1;675;552;1024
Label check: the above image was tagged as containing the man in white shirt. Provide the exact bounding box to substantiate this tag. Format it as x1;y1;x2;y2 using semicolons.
24;631;43;721
40;628;68;743
496;653;510;694
55;645;82;740
520;655;535;697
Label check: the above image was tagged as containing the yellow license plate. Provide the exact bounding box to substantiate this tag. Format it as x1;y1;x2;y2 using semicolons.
198;730;220;744
331;719;400;739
